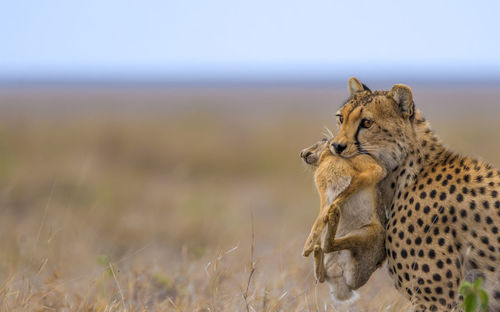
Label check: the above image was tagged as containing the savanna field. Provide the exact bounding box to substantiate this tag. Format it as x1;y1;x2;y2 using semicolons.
0;84;499;311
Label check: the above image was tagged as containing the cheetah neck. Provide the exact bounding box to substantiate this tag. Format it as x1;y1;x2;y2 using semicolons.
386;112;452;202
412;114;449;169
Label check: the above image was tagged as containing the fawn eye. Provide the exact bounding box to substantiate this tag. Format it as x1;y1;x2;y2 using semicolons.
337;114;344;124
361;119;374;128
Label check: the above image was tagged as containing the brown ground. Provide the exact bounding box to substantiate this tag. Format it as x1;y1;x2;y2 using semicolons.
0;84;499;311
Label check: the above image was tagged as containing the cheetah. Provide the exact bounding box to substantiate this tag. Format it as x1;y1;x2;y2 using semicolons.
329;76;500;311
300;136;386;301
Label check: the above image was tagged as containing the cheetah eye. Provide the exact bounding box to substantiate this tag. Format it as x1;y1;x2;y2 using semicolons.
337;114;344;124
361;119;374;128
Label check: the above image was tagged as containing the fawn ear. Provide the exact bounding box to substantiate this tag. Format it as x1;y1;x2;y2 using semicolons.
348;77;371;96
389;84;414;118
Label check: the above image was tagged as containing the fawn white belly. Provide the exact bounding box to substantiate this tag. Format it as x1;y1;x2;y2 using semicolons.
336;188;374;236
323;186;377;301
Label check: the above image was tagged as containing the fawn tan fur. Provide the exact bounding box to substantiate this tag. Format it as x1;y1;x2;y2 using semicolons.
300;138;386;301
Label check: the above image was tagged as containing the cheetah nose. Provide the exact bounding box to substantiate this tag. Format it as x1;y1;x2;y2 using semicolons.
332;142;347;154
300;151;312;159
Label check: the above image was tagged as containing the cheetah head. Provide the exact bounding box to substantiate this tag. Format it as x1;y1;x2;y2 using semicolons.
331;77;416;171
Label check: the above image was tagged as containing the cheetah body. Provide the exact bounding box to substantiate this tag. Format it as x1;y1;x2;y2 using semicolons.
332;77;500;311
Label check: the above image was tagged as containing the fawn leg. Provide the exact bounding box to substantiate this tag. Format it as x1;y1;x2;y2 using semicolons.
323;207;340;252
303;189;356;257
303;213;327;257
319;185;360;222
313;245;326;283
324;222;383;253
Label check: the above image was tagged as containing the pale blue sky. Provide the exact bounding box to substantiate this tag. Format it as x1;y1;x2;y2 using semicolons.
1;0;500;80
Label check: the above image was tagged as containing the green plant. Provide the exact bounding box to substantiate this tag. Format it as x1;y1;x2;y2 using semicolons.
459;277;489;312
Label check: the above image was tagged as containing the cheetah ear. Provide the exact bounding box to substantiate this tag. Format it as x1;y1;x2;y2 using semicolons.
348;77;370;96
389;84;414;118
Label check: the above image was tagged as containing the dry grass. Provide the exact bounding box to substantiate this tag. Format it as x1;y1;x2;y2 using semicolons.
0;85;499;311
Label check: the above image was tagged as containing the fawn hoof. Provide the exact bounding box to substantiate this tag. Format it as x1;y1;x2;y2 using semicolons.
313;245;326;283
302;245;313;257
303;236;320;257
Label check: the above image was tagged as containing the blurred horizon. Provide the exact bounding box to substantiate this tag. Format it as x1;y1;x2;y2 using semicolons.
3;67;500;87
2;1;500;85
